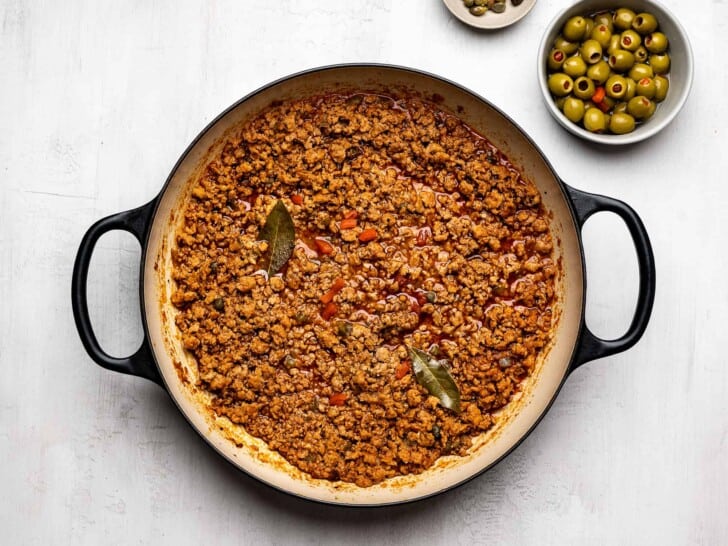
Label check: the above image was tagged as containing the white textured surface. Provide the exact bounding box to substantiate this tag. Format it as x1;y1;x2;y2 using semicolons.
1;0;726;543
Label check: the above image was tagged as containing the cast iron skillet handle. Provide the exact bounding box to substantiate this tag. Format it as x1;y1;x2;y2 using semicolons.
71;200;163;386
565;184;656;371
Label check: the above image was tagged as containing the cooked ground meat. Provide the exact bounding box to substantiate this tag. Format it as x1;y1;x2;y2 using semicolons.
170;93;558;487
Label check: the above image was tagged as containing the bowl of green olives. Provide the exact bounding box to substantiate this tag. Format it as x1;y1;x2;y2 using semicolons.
537;0;693;144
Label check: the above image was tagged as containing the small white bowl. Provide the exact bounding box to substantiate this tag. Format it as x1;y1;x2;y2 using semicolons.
443;0;537;30
537;0;693;145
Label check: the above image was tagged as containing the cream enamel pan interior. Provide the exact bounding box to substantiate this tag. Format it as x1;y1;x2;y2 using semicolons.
73;65;655;506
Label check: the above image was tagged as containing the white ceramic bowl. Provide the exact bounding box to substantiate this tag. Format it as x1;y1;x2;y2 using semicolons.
443;0;537;30
537;0;693;145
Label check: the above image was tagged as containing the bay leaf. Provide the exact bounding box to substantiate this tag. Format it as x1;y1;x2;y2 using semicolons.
258;199;295;276
407;346;461;413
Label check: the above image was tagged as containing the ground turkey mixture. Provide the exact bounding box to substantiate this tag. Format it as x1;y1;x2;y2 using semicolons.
170;93;558;487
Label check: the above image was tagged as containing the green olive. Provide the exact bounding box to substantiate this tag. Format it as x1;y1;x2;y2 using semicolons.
650;53;671;74
609;112;636;134
573;76;596;100
548;73;574;97
645;32;669;54
470;5;487;15
583;107;607;132
653;75;669;102
554;35;580;55
614;8;636;31
474;0;487;6
590;24;612;48
634;46;648;63
563;97;586;123
548;48;567;71
555;96;568;110
463;0;474;6
632;12;658;35
606;75;628;99
587;60;611;84
627;96;653;119
628;62;654;81
583;18;595;40
593;12;613;33
613;101;628;115
563;56;588;77
608;49;635;72
563;16;588;41
492;1;506;13
607;34;621;55
625;78;637;100
620;30;642;52
635;77;656;99
644;100;656;120
580;39;603;64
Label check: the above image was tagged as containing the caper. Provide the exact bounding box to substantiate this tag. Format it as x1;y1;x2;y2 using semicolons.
492;1;506;13
294;310;311;324
547;73;574;97
284;355;298;369
336;321;353;337
470;5;487;15
425;291;437;303
212;297;225;312
209;261;219;273
432;424;442;441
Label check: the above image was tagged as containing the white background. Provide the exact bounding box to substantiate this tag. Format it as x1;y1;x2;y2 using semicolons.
2;0;726;544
